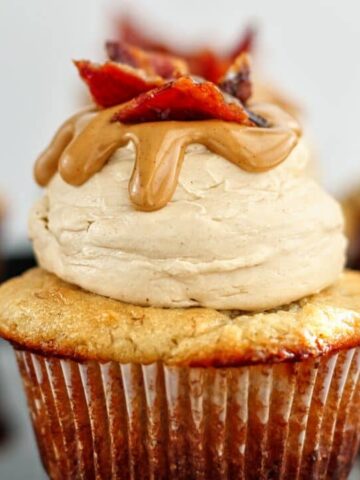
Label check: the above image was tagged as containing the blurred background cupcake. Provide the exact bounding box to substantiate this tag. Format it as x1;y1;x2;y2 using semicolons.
342;187;360;269
0;196;10;446
0;196;5;278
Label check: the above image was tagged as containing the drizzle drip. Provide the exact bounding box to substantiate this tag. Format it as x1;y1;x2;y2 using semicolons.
34;104;301;211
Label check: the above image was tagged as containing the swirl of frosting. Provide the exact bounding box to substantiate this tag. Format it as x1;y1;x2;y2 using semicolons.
30;110;346;310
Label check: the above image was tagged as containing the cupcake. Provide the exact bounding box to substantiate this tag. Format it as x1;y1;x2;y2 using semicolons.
0;39;359;480
342;188;360;269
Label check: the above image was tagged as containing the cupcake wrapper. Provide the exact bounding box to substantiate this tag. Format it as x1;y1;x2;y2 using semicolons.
15;347;360;480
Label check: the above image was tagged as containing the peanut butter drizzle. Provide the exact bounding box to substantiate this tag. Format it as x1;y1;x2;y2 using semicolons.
35;103;301;211
34;107;94;187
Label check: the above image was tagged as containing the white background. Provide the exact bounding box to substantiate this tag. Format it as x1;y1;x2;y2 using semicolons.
1;0;360;253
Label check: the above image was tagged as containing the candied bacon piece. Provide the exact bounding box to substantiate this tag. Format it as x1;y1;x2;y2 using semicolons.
149;53;188;79
74;60;164;108
187;50;229;84
117;16;257;82
105;41;188;79
113;76;254;125
75;42;188;108
106;41;138;67
186;29;257;82
218;53;252;104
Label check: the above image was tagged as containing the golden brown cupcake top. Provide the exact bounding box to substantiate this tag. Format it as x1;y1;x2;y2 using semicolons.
1;268;360;367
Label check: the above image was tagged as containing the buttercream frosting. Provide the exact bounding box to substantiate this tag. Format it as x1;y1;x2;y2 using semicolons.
30;118;346;310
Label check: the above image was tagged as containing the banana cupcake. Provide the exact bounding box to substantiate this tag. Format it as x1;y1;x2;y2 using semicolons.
0;41;360;480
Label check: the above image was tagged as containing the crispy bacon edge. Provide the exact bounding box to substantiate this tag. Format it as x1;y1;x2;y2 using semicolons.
117;16;257;82
112;76;254;125
74;60;165;108
105;40;188;79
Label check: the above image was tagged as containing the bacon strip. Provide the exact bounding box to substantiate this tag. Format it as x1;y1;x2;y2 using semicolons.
117;16;257;82
105;41;188;79
113;76;254;125
74;60;164;108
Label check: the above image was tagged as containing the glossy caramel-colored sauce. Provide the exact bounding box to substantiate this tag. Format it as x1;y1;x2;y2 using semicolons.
35;107;94;187
34;103;301;211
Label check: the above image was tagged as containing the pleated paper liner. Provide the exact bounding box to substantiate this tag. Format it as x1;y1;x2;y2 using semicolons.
15;347;360;480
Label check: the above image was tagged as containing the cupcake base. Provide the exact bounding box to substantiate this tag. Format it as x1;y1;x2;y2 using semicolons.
16;347;360;480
